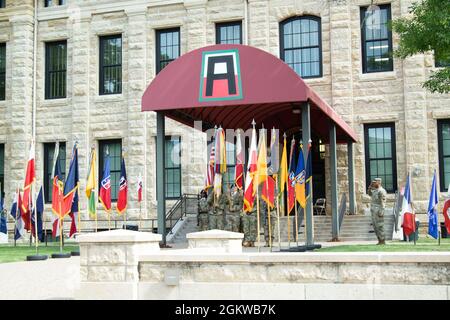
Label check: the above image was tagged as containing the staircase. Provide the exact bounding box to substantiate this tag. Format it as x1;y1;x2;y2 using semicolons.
168;214;198;244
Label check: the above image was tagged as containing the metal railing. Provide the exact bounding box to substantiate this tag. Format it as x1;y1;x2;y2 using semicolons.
165;193;199;235
338;193;347;230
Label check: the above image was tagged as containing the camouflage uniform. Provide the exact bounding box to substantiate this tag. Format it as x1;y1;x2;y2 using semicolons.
368;181;387;243
197;194;209;231
242;204;257;245
208;192;227;230
227;189;243;232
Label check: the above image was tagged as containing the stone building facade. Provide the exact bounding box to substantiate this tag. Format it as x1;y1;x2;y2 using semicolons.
0;0;449;227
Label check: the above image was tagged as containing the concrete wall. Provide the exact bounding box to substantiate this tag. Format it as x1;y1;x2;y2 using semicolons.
0;0;449;227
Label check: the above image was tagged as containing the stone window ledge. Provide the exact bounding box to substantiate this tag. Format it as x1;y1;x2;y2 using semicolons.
94;94;125;103
39;98;70;108
304;76;329;85
358;71;397;82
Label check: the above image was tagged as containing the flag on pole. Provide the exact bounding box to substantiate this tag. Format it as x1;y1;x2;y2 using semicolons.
63;144;79;218
0;193;6;235
51;215;60;238
137;175;143;203
243;123;258;212
234;131;244;189
99;150;112;212
401;174;415;237
305;141;313;200
205;143;215;190
51;143;64;217
268;128;279;176
22;141;36;220
117;155;128;214
10;190;25;240
443;184;450;233
262;176;276;209
256;128;268;186
279;135;288;196
214;128;227;197
427;170;439;239
68;191;78;238
31;186;44;242
287;138;296;214
86;148;97;219
294;143;306;208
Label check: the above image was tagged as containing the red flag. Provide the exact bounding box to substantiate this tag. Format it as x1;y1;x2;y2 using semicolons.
69;211;78;237
243;125;258;212
443;198;450;233
22;141;36;217
116;156;127;214
17;190;31;231
287;138;296;214
234;131;244;189
262;176;275;209
99;153;112;212
401;174;415;236
137;176;143;203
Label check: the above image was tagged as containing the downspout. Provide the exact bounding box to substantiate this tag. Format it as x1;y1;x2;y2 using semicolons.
244;0;249;45
32;0;37;144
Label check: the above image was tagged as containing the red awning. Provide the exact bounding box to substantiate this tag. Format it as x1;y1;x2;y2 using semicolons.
142;44;357;143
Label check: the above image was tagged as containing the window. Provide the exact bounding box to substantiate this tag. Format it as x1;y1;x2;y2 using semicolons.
216;21;242;44
280;16;322;78
156;28;180;74
165;136;181;199
223;141;236;187
361;4;393;73
438;120;450;192
45;41;67;99
99;35;122;95
43;142;66;203
45;0;65;7
0;144;4;196
0;43;5;101
435;51;450;68
364;123;397;193
99;140;122;202
0;1;5;8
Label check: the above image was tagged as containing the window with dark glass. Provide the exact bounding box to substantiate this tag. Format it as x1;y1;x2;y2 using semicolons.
0;1;5;9
438;120;450;192
99;140;122;202
45;0;65;7
364;123;397;193
0;144;4;196
99;35;122;95
165;136;181;199
156;28;180;74
435;51;450;68
0;43;5;101
44;142;66;203
280;16;322;78
361;4;393;73
216;21;242;44
45;41;67;99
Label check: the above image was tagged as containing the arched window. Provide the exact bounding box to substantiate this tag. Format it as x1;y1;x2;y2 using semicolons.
280;16;322;78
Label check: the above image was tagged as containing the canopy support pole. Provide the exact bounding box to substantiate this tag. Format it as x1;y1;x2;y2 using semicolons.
330;123;339;241
156;112;166;245
347;141;356;215
302;102;314;246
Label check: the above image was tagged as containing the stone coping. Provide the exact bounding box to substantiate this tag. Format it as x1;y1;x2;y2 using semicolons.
77;229;162;243
139;251;450;263
186;229;244;240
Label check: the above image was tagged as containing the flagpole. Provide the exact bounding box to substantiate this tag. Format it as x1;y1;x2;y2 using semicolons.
294;201;299;246
139;201;142;230
275;175;281;250
266;178;272;250
59;187;63;253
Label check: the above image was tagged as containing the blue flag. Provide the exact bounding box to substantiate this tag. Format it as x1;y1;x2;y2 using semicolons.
305;142;313;200
31;186;45;242
427;170;439;239
0;194;6;235
10;191;25;241
63;144;79;217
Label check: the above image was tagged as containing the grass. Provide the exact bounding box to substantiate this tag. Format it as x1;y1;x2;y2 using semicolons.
318;237;450;252
0;243;79;263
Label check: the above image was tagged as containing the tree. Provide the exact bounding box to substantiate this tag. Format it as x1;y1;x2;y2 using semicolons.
391;0;450;94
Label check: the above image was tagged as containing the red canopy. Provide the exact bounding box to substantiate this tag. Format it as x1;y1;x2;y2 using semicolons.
142;44;357;143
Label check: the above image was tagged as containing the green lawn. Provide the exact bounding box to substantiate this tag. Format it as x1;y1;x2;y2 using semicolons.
318;238;450;252
0;244;79;263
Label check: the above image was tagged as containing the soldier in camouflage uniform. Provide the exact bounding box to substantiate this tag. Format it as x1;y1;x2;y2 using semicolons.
197;190;209;231
208;188;227;230
262;199;277;247
227;185;243;232
242;202;257;247
368;178;387;245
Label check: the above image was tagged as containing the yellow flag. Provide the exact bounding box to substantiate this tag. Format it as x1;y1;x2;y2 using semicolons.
86;149;96;199
279;136;288;194
256;129;268;186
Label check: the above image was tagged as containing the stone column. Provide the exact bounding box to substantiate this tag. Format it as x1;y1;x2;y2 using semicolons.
77;229;162;300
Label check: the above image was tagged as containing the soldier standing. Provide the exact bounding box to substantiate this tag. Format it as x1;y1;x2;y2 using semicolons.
368;178;387;245
197;190;209;231
227;185;243;232
208;187;227;230
242;204;257;247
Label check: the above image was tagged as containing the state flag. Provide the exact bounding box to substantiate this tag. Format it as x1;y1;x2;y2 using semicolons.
99;151;112;212
117;156;128;214
401;174;415;237
243;124;258;212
